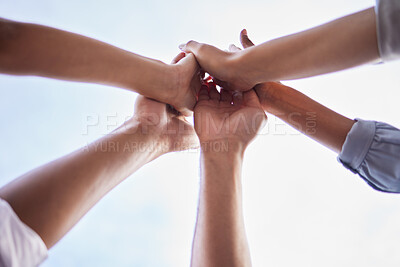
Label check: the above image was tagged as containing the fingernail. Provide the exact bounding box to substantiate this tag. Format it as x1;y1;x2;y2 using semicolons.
178;44;186;50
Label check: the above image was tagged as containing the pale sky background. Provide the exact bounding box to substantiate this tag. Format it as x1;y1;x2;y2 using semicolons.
1;0;400;266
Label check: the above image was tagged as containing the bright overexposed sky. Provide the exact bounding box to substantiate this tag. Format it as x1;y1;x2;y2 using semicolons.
1;0;400;266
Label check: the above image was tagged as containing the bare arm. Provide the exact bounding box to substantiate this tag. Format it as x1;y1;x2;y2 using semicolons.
240;8;379;84
191;84;267;266
180;7;379;91
192;147;250;267
233;33;355;154
0;18;200;114
0;96;197;248
256;82;354;153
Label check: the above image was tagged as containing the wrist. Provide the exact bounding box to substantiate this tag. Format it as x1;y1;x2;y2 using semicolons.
255;82;281;114
232;47;263;87
200;141;244;181
158;63;186;106
143;61;175;105
225;50;253;90
125;56;173;104
162;64;179;104
200;139;246;158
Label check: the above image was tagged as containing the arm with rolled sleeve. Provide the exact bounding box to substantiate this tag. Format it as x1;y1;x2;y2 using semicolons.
0;95;197;266
375;0;400;61
339;119;400;193
252;81;400;193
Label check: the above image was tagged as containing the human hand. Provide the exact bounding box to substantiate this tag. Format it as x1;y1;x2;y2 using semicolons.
166;52;202;116
235;30;285;114
130;95;198;153
178;39;255;92
193;84;267;154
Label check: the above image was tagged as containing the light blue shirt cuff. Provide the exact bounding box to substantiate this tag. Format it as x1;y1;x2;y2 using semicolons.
339;119;376;170
338;119;400;193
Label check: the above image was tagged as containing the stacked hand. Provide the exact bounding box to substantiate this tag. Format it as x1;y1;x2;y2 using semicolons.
178;29;258;93
131;95;198;154
184;63;266;267
149;29;270;154
170;29;276;122
163;52;202;116
194;82;266;153
232;30;284;114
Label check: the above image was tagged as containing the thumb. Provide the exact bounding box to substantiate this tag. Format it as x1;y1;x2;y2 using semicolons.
171;52;186;64
179;41;226;74
175;52;199;73
240;29;255;49
179;40;203;54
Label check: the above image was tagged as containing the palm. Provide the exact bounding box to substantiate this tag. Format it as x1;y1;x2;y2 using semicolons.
180;41;254;92
194;89;266;146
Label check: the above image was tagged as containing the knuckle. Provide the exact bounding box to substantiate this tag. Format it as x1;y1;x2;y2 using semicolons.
187;40;199;49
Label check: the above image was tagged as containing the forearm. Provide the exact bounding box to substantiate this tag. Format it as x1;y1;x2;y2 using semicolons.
191;143;251;267
240;7;379;83
256;83;354;153
0;18;174;100
0;119;164;248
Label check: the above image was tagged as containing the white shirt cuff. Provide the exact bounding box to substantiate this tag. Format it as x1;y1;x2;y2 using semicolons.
0;198;48;267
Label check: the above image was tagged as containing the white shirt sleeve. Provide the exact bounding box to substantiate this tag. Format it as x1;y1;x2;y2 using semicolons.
0;199;48;267
375;0;400;61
